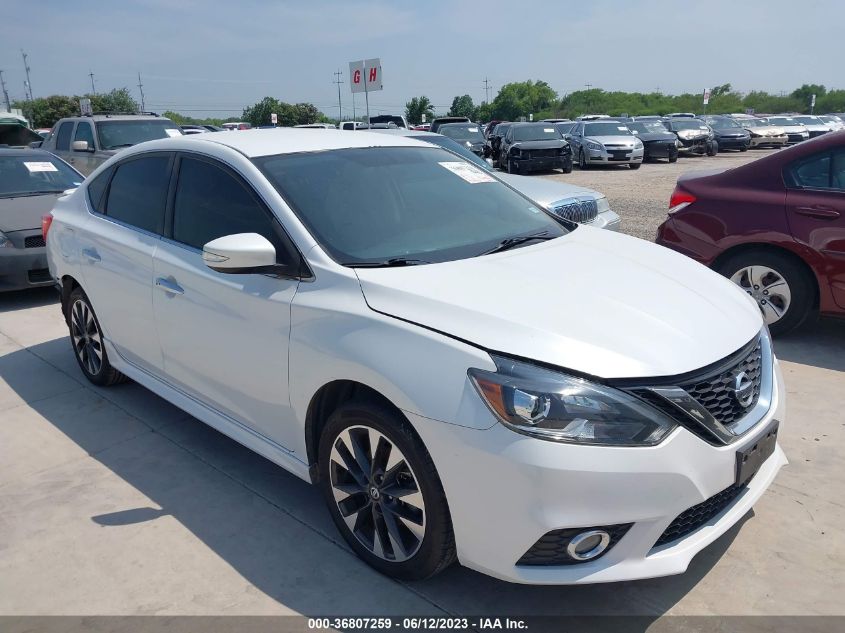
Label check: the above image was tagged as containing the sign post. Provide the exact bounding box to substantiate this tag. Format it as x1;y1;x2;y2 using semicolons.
79;98;92;116
349;58;383;124
702;89;711;117
810;93;816;114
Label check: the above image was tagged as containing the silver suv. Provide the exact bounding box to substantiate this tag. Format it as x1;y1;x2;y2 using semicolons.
39;113;182;175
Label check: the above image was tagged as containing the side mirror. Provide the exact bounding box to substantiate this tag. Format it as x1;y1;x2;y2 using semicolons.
202;233;279;274
72;140;92;152
28;141;43;148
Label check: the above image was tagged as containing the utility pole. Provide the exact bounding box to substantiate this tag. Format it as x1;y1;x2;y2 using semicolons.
89;71;96;94
0;70;11;111
585;83;592;90
333;69;344;121
483;77;492;104
21;49;32;99
137;72;146;111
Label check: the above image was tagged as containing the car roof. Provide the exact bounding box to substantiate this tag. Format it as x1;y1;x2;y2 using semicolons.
58;114;167;122
122;128;432;158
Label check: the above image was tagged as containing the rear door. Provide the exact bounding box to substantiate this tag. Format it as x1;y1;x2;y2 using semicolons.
51;121;74;163
77;153;172;372
785;148;845;310
152;153;300;449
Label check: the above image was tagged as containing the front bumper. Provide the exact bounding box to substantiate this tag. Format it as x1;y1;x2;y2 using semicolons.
411;358;786;584
676;137;712;154
715;136;750;150
587;210;621;232
511;154;571;172
0;229;52;292
786;132;809;144
587;146;644;164
749;134;788;147
643;142;678;160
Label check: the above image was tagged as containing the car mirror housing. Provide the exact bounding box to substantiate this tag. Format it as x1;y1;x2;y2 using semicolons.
72;140;92;152
202;233;284;275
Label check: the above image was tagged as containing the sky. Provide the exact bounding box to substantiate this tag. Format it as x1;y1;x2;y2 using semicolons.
2;0;843;119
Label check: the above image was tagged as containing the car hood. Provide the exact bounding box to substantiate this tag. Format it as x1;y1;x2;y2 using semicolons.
0;192;65;232
674;128;710;139
779;125;808;133
510;139;567;150
713;128;749;136
496;173;599;207
633;132;676;143
748;126;786;135
588;135;637;146
355;227;761;379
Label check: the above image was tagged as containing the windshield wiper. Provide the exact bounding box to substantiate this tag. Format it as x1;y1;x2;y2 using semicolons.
347;257;432;268
104;144;135;149
481;231;555;255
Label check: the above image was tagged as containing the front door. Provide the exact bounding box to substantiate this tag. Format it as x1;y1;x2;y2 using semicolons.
152;154;300;449
71;121;99;176
784;147;845;310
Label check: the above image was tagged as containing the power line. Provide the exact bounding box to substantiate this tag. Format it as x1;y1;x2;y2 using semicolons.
332;69;344;122
21;49;32;100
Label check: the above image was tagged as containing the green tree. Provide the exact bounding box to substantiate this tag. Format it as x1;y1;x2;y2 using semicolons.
88;88;138;113
242;97;284;127
405;96;435;125
491;80;557;120
791;84;827;112
710;83;733;98
448;94;475;118
12;95;79;128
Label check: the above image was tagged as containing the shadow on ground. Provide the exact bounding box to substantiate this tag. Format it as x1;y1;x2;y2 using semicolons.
2;333;772;621
773;317;845;372
0;287;58;314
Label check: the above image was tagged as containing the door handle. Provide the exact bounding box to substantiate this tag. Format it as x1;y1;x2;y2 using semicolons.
81;247;101;263
795;205;841;219
155;277;184;295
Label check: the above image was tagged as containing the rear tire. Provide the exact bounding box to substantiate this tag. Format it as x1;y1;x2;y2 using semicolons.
669;154;678;163
579;149;589;169
629;162;641;170
707;141;718;156
717;250;814;335
66;287;128;386
318;400;456;581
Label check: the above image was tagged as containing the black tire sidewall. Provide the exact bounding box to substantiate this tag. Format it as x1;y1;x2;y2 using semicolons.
718;251;814;335
317;401;454;581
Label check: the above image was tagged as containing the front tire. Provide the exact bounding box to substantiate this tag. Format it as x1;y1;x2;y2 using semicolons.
561;157;573;174
507;158;518;174
318;400;456;580
717;250;814;335
578;149;589;169
629;162;641;170
67;287;127;386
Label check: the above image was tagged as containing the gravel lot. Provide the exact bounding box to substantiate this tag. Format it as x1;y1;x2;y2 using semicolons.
537;147;783;241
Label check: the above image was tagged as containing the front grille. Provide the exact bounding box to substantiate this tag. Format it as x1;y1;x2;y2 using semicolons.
550;198;598;224
27;268;51;283
608;151;630;161
518;523;633;566
683;342;762;427
654;484;746;547
24;235;46;248
526;149;558;158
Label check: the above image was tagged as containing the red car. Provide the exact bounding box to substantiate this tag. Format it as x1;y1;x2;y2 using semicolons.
657;130;845;334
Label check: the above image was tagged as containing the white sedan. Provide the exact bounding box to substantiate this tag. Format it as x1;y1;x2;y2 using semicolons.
45;129;786;583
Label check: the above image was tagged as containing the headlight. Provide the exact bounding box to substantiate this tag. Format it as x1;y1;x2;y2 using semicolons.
634;139;643;149
0;231;13;249
595;196;611;214
675;139;682;147
586;141;602;151
468;355;677;446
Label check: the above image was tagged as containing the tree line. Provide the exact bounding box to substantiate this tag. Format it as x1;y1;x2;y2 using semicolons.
405;82;845;124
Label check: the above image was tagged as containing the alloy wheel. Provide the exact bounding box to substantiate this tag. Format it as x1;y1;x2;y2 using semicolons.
730;265;792;325
70;298;103;376
329;425;426;562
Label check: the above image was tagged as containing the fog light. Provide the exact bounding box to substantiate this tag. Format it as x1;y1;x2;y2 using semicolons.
566;529;611;561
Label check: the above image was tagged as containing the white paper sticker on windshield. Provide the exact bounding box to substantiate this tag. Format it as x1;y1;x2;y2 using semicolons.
618;126;628;131
438;161;495;184
23;161;58;173
543;128;554;133
468;127;479;133
164;128;182;137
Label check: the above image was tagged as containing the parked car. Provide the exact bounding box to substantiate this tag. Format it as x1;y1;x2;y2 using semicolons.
340;121;370;131
294;123;337;129
818;115;844;132
701;116;751;151
45;129;786;584
626;120;679;162
540;118;572;124
435;123;486;157
412;123;430;131
0;148;83;291
368;114;409;129
372;128;620;230
790;115;832;139
553;121;577;137
739;118;788;148
40;113;183;176
568;121;645;169
662;118;718;156
657;130;845;333
485;122;511;163
575;114;611;121
665;112;697;118
429;116;470;133
499;123;573;173
765;117;810;144
35;128;52;139
221;122;252;131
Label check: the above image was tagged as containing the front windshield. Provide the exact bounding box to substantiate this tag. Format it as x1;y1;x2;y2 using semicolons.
0;155;81;197
671;120;709;131
584;122;632;136
793;116;820;125
416;135;493;172
511;125;562;142
555;122;576;134
706;118;739;128
254;147;567;265
438;124;484;143
96;119;182;150
742;119;766;127
768;117;797;126
628;121;668;134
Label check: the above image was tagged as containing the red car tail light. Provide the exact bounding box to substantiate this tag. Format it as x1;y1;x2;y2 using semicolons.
42;213;53;241
669;187;696;214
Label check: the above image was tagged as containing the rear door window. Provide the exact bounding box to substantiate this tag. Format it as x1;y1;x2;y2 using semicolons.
787;151;845;191
104;155;171;234
55;122;73;151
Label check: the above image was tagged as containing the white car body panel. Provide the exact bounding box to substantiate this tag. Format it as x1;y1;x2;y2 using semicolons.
45;129;785;584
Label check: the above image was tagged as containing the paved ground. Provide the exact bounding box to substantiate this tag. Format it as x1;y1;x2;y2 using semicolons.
0;150;843;618
540;147;782;240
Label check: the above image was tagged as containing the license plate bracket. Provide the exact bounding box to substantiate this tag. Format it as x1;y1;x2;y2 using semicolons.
735;420;779;486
